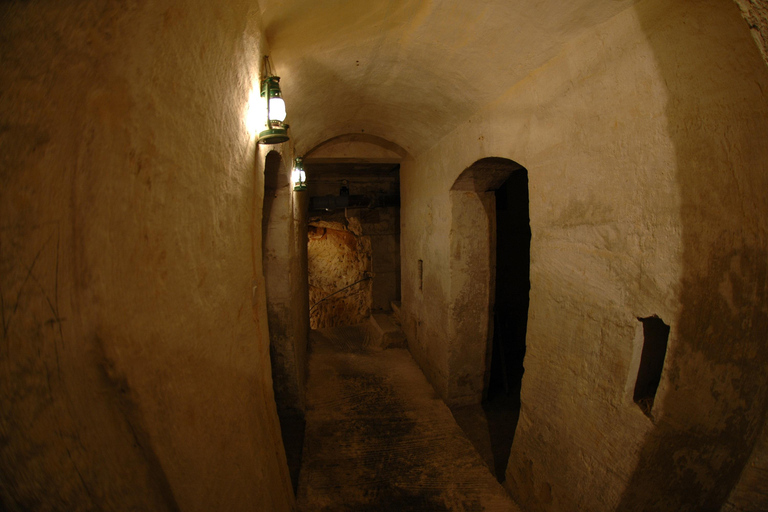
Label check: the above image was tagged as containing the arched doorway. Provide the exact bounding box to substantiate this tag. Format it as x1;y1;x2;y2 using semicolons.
448;157;530;482
302;134;405;331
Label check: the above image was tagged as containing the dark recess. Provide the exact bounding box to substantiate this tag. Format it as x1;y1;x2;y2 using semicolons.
485;168;531;482
634;315;670;418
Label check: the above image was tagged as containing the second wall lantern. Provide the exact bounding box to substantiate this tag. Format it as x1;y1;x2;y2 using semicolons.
292;157;306;191
258;56;289;145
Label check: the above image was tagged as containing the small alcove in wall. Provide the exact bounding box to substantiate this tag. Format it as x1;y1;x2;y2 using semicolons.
448;157;531;483
633;315;670;418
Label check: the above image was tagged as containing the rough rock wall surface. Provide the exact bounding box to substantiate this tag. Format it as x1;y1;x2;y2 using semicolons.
613;2;768;510
308;218;372;329
735;0;768;64
722;5;768;507
400;0;768;510
307;172;401;316
723;419;768;511
0;2;294;511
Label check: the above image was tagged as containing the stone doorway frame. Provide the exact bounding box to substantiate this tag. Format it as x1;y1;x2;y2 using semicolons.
447;157;526;405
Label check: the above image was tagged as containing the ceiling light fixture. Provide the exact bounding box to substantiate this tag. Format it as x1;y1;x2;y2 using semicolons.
258;56;289;144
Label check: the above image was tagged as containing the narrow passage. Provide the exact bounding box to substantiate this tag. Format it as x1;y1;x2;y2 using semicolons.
297;325;520;511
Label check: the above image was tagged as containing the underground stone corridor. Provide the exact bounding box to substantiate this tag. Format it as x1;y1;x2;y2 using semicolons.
3;1;768;511
275;154;529;510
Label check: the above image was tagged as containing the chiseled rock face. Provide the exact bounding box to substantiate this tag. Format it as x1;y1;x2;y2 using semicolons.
309;219;372;329
0;1;294;511
262;148;309;414
735;0;768;64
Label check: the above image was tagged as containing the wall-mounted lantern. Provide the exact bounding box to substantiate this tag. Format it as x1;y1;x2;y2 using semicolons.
292;157;307;191
258;56;289;145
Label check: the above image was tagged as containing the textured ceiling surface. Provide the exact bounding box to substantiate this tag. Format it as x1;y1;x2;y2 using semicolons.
259;0;639;157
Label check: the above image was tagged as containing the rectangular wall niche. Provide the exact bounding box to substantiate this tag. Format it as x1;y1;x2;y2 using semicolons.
634;315;671;418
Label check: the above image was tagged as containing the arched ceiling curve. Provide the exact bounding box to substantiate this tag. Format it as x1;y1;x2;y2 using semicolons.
305;133;409;160
259;0;639;157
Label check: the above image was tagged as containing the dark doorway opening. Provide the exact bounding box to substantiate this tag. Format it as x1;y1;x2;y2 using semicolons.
447;160;531;484
484;168;530;482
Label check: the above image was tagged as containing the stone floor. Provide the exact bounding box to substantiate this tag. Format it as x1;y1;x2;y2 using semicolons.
451;391;520;483
296;326;520;512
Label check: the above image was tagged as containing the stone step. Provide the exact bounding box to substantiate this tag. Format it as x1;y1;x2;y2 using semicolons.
368;312;407;350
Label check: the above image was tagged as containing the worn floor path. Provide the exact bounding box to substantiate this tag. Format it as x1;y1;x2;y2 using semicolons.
297;326;520;512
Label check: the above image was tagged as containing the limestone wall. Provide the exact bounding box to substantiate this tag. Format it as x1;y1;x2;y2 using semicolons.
400;0;768;509
305;136;403;320
0;1;294;511
723;4;768;507
736;0;768;65
308;218;372;329
262;148;309;414
723;419;768;512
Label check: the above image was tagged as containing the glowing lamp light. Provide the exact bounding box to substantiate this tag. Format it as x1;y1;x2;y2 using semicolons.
292;157;306;191
258;56;289;145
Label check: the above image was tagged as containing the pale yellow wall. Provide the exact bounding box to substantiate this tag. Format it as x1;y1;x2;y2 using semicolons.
0;1;294;510
4;0;767;510
262;147;309;414
401;0;768;510
401;151;455;398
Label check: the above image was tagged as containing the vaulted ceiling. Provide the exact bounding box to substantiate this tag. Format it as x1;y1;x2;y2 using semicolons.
258;0;640;157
